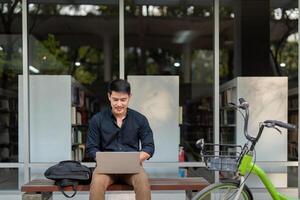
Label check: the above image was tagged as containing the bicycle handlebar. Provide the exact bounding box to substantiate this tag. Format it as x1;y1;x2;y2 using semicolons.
264;120;296;130
238;98;249;110
196;98;297;152
232;98;254;142
231;98;297;147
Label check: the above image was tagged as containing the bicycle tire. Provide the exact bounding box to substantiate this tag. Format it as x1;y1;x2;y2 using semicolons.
192;179;253;200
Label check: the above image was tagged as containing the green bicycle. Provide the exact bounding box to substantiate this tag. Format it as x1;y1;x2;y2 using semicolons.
192;98;297;200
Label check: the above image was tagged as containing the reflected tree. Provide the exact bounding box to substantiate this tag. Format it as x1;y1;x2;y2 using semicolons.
32;34;100;85
270;8;298;76
0;0;22;90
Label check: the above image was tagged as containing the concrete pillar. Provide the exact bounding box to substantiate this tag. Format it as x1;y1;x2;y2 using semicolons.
183;43;191;83
234;0;272;76
103;35;112;82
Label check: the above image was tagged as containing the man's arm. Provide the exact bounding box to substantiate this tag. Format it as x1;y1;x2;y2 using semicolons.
139;116;155;162
86;114;101;160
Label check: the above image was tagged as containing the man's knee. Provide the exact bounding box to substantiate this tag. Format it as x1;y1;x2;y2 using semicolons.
136;181;150;191
132;174;150;190
91;174;112;190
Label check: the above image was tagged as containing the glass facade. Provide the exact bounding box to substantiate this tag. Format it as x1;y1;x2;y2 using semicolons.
124;1;214;158
269;1;299;187
0;1;22;190
124;0;214;181
26;2;119;163
219;0;299;187
0;0;298;195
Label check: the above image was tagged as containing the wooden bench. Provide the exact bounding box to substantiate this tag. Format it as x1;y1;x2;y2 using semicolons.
21;178;209;200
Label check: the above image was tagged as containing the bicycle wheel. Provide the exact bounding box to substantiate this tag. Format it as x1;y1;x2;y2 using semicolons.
192;179;253;200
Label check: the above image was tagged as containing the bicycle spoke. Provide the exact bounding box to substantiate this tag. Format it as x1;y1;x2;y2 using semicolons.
223;188;238;199
203;187;244;200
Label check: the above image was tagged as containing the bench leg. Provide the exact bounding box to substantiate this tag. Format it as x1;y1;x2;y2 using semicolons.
22;192;53;200
185;190;193;200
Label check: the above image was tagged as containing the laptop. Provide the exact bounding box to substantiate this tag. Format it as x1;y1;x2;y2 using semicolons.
94;152;140;174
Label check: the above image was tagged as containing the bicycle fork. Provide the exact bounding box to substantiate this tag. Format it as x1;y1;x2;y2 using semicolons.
233;176;245;200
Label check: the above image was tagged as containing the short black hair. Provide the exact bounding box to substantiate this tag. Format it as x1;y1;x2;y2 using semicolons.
108;79;131;95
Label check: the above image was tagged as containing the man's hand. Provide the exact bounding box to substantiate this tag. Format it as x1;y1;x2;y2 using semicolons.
139;151;150;164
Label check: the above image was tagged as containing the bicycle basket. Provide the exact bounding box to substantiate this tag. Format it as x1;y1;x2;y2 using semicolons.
200;143;242;172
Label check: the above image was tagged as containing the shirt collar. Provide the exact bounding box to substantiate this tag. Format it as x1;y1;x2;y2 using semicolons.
109;107;129;121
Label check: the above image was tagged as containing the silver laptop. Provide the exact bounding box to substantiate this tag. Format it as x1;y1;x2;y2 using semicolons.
94;152;140;174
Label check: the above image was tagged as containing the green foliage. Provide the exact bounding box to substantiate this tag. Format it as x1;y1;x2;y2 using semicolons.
192;50;213;84
0;37;22;81
97;5;119;16
38;4;60;15
219;6;234;19
30;34;102;85
32;34;70;74
166;6;186;18
146;60;159;75
276;41;298;77
74;66;97;84
219;49;230;78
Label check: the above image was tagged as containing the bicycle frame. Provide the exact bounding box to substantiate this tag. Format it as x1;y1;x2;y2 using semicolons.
196;99;298;200
238;153;297;200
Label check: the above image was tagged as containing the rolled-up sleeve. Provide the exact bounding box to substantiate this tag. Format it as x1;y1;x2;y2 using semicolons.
139;116;155;159
86;113;101;160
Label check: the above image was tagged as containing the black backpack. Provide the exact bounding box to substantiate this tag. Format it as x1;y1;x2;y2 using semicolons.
44;160;92;198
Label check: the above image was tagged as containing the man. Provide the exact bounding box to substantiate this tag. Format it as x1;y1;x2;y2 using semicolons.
86;79;155;200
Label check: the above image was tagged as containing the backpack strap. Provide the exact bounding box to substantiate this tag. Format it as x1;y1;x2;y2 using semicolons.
57;179;78;198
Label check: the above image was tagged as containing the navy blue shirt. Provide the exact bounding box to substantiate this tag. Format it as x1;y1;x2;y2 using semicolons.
86;107;155;160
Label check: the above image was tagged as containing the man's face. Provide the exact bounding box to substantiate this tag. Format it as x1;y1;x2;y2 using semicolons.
108;91;131;117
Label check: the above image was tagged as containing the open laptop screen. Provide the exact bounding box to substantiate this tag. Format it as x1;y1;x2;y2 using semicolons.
94;152;140;174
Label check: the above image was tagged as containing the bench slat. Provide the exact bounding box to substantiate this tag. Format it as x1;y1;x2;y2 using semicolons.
21;178;209;193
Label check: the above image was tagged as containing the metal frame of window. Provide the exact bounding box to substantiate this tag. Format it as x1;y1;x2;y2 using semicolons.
0;1;30;191
213;0;220;183
22;0;30;184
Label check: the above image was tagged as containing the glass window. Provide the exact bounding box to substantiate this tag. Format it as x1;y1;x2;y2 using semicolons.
0;1;22;162
124;1;214;170
0;1;22;164
0;0;22;192
25;2;119;164
270;1;299;187
220;0;298;187
0;168;18;190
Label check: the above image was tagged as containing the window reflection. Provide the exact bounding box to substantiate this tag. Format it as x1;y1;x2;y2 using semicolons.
0;1;22;163
270;1;298;187
124;1;214;163
220;0;298;187
28;2;119;162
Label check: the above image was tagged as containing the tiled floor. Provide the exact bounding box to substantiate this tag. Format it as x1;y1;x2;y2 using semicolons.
1;188;299;200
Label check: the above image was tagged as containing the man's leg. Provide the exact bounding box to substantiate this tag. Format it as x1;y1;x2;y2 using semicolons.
89;172;115;200
122;167;151;200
